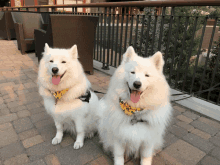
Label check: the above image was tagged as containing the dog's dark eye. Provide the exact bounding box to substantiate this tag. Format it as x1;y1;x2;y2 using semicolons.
62;61;66;63
145;74;149;77
50;60;53;63
131;71;135;74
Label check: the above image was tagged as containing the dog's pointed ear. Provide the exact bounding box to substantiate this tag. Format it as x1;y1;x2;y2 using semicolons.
121;46;137;64
44;43;50;54
151;51;164;73
69;45;78;59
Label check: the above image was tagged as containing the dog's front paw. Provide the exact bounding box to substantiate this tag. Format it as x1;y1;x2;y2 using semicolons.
52;137;62;145
73;141;84;149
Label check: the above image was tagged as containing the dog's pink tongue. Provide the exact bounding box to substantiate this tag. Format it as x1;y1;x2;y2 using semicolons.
130;90;141;103
52;76;61;85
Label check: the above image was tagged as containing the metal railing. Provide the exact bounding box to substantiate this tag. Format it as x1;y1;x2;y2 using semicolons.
1;0;220;105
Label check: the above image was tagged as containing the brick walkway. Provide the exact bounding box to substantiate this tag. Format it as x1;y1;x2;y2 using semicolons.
0;40;220;165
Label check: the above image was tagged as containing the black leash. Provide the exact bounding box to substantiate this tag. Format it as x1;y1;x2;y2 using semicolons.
91;82;220;102
171;82;220;102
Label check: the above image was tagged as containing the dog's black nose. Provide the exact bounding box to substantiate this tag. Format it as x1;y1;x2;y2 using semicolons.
52;67;59;74
133;81;142;89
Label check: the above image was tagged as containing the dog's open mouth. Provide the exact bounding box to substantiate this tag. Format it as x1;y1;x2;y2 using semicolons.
127;83;142;103
52;71;66;85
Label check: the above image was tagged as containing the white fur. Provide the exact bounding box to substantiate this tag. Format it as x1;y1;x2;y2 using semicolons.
97;46;172;165
38;43;99;149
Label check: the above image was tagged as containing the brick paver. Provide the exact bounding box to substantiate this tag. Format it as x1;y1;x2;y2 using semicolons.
44;154;61;165
1;40;220;165
22;135;44;148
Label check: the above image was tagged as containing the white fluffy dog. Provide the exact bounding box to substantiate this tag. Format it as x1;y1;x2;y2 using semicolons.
98;46;172;165
38;43;99;149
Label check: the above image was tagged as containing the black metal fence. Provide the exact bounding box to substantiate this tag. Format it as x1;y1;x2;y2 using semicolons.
1;1;220;105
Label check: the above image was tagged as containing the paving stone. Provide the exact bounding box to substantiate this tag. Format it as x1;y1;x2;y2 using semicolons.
15;89;29;95
176;121;195;132
30;112;51;123
0;108;10;116
216;131;220;137
163;132;179;149
87;155;113;165
172;108;182;117
27;141;61;162
17;110;31;118
210;147;220;161
160;140;205;165
0;104;7;110
167;125;188;138
0;142;24;160
199;156;220;165
60;135;74;147
23;82;38;89
56;140;103;165
44;154;61;165
19;128;39;141
191;129;211;140
13;117;34;133
183;133;214;153
0;123;18;148
182;110;200;120
27;87;38;93
7;101;23;109
151;154;168;165
176;115;193;124
4;154;29;165
198;117;220;129
0;113;18;124
209;136;220;147
35;118;54;129
26;102;42;110
29;106;45;115
9;105;27;113
28;159;46;165
173;106;186;113
190;120;219;136
22;135;44;148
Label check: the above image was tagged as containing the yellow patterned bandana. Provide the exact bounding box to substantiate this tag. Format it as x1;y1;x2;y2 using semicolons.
51;88;69;100
119;98;143;116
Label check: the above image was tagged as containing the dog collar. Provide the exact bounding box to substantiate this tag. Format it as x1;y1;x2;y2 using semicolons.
52;88;69;100
51;89;91;105
119;98;143;116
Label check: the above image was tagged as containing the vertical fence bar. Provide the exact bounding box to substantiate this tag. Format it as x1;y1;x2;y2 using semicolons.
102;7;108;69
129;13;134;46
182;16;198;91
150;13;158;55
138;14;145;56
174;16;189;89
144;14;151;57
198;18;218;95
111;7;116;66
158;7;166;51
164;7;174;71
118;7;124;65
134;14;139;51
207;48;220;101
114;13;120;67
168;16;180;85
96;11;100;61
106;7;111;69
190;16;208;94
99;12;103;62
123;7;129;53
